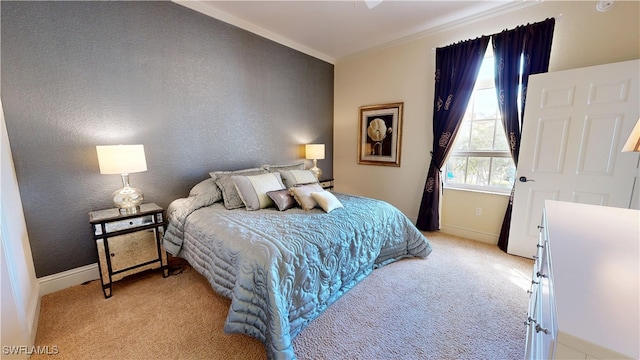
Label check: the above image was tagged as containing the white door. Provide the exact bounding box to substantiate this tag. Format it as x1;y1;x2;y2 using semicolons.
508;59;640;258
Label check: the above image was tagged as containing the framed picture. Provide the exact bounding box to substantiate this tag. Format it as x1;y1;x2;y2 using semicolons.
358;102;403;166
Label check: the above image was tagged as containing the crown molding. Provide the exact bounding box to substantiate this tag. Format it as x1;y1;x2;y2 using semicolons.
172;0;336;64
173;0;543;65
338;1;544;63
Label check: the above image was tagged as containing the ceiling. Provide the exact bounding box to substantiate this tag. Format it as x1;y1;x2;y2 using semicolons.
173;0;538;63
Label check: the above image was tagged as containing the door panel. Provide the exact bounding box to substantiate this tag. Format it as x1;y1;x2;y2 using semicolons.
587;79;631;104
508;59;639;258
571;191;608;205
577;114;624;175
523;189;558;238
532;117;570;173
541;86;575;108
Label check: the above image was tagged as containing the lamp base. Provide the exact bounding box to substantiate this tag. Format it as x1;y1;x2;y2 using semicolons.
310;159;322;180
113;186;144;214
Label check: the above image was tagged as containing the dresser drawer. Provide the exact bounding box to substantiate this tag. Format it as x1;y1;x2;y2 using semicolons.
535;274;555;358
526;209;556;360
93;214;156;236
526;270;554;359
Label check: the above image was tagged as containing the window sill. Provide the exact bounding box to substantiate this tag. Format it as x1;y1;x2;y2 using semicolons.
443;185;511;197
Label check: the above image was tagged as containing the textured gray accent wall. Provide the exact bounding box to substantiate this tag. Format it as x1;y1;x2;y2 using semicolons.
1;1;333;277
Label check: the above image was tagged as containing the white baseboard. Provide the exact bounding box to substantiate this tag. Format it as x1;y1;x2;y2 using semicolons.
440;224;499;245
28;290;41;346
38;263;100;297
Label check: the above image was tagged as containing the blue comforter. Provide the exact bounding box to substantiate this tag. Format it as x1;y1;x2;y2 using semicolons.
163;192;432;360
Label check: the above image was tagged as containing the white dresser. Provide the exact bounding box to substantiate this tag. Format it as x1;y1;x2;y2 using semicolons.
525;200;639;359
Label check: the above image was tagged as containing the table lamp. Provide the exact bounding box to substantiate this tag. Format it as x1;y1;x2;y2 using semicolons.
305;144;325;180
96;144;147;214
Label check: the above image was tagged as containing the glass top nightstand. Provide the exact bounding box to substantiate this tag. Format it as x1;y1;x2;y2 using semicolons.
89;203;168;298
319;178;334;190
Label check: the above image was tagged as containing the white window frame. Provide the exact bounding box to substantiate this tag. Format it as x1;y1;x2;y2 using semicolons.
443;45;515;195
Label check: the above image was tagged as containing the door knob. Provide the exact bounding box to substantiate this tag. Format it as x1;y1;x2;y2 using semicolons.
519;176;535;182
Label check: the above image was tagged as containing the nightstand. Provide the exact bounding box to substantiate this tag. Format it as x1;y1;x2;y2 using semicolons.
319;178;334;190
89;203;169;298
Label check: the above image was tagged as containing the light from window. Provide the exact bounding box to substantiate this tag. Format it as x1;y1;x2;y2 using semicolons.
444;51;516;193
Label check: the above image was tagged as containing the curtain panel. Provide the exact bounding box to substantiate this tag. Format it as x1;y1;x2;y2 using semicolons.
494;18;555;252
416;36;489;231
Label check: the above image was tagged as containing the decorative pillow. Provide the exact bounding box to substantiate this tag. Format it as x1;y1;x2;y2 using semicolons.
211;167;268;209
279;169;318;188
261;161;305;173
311;191;344;213
188;178;222;206
289;182;324;210
209;167;266;180
266;189;298;211
231;173;285;211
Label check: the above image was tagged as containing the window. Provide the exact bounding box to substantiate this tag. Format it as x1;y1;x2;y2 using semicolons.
444;47;516;193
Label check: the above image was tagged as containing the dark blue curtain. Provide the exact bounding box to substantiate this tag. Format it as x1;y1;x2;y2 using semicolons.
416;36;489;231
494;18;555;252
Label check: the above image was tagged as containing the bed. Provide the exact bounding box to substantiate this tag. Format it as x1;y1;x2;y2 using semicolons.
162;165;432;360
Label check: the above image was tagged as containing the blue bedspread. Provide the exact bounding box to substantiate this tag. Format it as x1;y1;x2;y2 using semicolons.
163;192;432;360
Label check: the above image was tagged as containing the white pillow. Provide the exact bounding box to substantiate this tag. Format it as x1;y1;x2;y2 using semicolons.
279;169;318;188
310;191;344;213
212;167;268;209
289;183;324;210
232;173;285;210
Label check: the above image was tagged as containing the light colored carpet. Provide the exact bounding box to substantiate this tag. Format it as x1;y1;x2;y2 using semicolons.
32;231;533;360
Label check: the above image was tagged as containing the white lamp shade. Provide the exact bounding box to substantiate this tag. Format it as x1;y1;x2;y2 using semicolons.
305;144;325;160
96;145;147;174
622;118;640;152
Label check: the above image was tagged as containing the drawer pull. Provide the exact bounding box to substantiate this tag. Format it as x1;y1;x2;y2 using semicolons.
536;244;544;249
110;253;115;257
537;225;544;230
535;324;549;334
536;271;548;278
531;279;539;285
524;316;536;326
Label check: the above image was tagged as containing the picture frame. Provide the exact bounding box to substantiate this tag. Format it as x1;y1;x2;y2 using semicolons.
358;102;403;167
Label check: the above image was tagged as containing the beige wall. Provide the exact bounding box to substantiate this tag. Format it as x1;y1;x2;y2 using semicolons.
333;1;640;243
